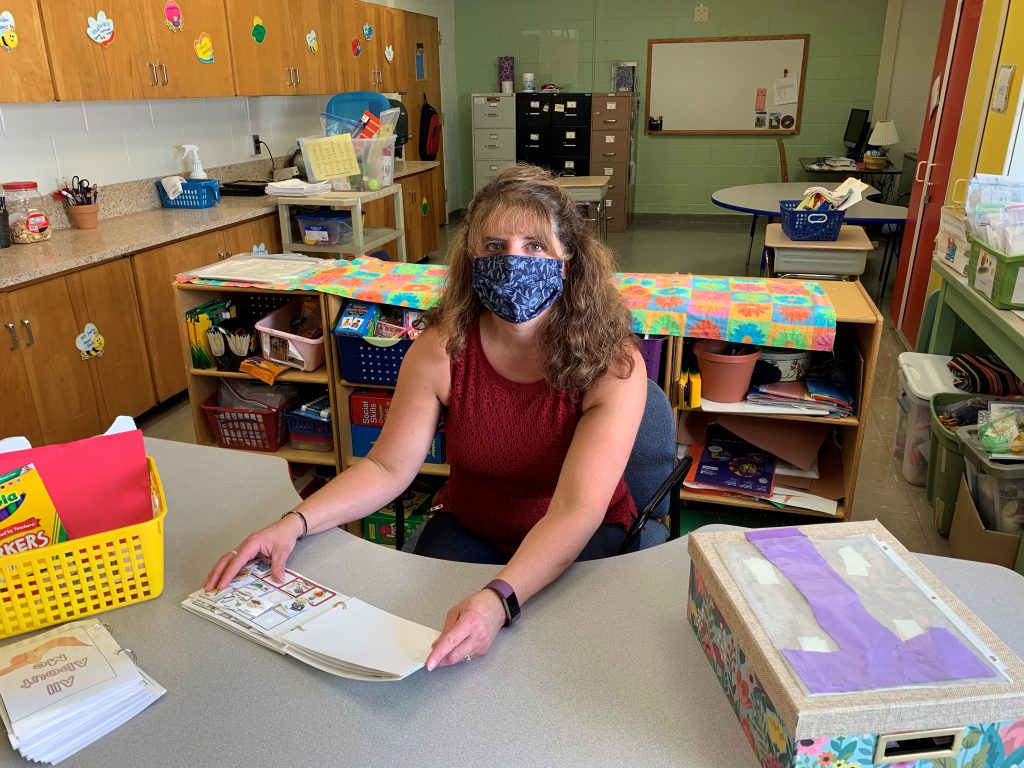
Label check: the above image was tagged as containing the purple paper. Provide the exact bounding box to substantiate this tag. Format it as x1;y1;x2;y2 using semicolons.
746;529;996;694
498;56;514;84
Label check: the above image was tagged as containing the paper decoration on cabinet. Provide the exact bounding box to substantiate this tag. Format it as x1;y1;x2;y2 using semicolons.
362;23;373;41
306;29;318;54
351;37;361;56
251;15;266;44
415;43;425;80
421;198;428;217
163;1;183;31
992;64;1017;114
86;11;115;47
384;44;394;63
0;10;18;53
252;242;268;254
194;32;213;63
74;323;105;359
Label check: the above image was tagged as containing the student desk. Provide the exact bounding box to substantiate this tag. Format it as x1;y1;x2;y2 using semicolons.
28;437;1024;768
554;176;611;242
710;183;907;270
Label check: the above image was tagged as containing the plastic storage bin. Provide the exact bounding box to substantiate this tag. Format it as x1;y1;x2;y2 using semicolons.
255;301;325;372
893;352;959;486
959;425;1024;535
296;210;353;246
335;335;412;386
0;458;166;640
639;335;666;382
779;200;845;241
966;234;1024;309
927;392;975;534
155;178;220;209
201;393;290;452
285;404;333;452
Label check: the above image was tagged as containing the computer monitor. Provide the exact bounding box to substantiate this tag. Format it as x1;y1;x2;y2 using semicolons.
843;108;870;159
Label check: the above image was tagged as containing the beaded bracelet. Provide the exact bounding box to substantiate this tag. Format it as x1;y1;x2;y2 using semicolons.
280;509;308;540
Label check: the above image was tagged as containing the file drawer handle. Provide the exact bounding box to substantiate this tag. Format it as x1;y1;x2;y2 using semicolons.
5;323;16;351
486;112;499;117
485;144;499;149
602;152;616;157
603;118;618;124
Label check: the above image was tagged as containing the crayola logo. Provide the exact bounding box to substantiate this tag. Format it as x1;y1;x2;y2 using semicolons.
0;492;25;522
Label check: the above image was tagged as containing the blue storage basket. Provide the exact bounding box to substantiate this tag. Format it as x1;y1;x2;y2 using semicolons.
156;179;221;209
335;334;412;385
779;200;845;241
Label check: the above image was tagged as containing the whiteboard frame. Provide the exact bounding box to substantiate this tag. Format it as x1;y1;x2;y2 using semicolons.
645;34;810;136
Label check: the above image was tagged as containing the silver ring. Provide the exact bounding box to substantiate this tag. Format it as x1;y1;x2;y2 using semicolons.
463;655;472;663
229;549;239;558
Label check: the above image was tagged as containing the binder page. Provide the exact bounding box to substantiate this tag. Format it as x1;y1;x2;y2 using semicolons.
281;598;440;680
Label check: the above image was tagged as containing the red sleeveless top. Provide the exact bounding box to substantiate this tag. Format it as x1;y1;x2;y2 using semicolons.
434;319;636;552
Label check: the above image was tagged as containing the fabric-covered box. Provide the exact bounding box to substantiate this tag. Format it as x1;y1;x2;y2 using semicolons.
688;520;1024;767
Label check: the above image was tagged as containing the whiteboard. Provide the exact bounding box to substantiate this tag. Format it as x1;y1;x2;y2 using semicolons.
645;35;809;135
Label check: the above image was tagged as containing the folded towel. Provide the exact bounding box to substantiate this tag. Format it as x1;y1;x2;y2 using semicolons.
160;175;186;201
948;353;1023;395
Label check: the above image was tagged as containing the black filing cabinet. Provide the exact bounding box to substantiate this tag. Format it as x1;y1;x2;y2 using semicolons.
516;92;591;176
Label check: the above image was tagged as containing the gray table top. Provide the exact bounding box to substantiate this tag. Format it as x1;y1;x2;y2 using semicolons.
9;438;1021;768
711;182;908;224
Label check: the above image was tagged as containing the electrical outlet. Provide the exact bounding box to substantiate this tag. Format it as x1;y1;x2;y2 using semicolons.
251;134;261;155
694;3;708;22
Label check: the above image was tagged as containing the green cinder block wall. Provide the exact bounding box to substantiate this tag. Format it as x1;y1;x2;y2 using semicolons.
453;0;887;214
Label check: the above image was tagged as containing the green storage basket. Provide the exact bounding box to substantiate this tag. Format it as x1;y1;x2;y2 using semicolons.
966;234;1024;310
927;392;973;535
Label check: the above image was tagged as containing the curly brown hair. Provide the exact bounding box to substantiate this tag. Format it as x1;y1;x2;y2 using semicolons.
422;164;637;392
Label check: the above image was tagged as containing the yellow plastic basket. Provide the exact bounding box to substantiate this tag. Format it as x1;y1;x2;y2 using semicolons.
0;457;167;640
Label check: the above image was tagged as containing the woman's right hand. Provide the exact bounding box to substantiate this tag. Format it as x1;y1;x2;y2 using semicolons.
203;513;305;592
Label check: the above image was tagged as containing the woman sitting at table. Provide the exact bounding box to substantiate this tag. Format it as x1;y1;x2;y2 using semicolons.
206;164;647;671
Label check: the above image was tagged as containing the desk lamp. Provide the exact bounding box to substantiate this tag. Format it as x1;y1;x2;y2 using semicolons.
864;120;899;169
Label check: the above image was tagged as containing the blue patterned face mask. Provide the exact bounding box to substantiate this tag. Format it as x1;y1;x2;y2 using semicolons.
471;254;564;324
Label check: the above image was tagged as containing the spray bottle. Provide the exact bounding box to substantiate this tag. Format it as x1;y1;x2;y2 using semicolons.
180;144;207;179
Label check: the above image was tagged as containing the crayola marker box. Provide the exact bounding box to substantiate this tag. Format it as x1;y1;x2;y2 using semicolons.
0;464;68;556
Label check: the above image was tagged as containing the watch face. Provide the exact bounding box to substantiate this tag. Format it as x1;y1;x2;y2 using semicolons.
505;591;521;624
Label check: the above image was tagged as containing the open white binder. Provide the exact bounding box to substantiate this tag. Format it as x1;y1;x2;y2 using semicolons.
181;559;440;681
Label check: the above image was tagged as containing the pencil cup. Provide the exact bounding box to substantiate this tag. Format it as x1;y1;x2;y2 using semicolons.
67;203;99;230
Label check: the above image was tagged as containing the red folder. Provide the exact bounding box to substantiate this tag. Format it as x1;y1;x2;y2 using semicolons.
0;430;152;539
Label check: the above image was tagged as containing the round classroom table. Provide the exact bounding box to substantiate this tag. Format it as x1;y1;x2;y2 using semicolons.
711;183;908;273
17;437;1023;768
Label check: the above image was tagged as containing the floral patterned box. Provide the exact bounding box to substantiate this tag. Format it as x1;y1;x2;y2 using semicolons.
687;521;1024;768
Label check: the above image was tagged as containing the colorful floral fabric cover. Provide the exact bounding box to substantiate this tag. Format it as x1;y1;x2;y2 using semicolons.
177;256;837;350
688;562;1024;768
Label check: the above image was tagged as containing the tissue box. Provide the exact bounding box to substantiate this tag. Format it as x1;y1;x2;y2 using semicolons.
688;521;1024;767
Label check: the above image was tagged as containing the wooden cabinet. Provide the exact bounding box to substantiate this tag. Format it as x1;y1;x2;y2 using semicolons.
2;259;155;444
40;0;234;100
376;6;408;94
226;0;338;96
133;215;279;403
41;0;153;100
398;167;441;262
144;0;235;98
0;295;44;446
0;0;54;102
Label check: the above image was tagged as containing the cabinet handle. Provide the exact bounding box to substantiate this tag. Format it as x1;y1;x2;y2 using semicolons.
602;152;616;157
286;67;294;85
5;323;16;351
603;118;618;124
20;319;34;348
485;144;499;149
148;63;159;86
294;67;300;85
485;112;499;117
160;63;169;86
914;159;929;183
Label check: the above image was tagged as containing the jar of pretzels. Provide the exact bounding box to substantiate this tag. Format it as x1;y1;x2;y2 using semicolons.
2;181;51;244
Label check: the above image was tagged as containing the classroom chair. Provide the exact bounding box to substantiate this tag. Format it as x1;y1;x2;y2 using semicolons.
396;379;690;556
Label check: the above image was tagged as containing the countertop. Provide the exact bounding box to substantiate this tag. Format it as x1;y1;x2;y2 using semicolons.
0;160;439;290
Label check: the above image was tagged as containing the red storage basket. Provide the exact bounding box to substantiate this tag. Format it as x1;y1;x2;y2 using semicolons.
201;393;289;452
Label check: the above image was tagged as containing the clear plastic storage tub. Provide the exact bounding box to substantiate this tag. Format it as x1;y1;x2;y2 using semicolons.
295;210;353;246
959;425;1024;535
894;352;959;486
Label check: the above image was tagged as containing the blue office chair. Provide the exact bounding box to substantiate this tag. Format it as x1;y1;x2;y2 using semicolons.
395;378;690;556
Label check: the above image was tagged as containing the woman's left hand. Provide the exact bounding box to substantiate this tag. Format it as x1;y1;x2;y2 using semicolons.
425;589;506;670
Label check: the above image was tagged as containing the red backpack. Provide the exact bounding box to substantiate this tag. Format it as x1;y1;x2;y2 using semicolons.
419;95;441;161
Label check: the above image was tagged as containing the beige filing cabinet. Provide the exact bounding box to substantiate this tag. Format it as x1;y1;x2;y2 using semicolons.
472;93;516;191
590;93;638;232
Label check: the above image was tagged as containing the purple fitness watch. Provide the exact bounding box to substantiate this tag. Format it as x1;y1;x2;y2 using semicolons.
485;579;521;627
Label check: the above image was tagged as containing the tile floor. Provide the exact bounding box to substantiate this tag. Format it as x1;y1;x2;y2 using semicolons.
140;214;948;557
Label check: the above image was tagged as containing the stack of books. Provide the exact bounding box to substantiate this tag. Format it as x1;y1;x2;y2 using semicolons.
745;380;855;418
0;621;164;764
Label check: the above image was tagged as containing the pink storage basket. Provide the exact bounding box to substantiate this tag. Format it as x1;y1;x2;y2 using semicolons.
255;300;326;371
